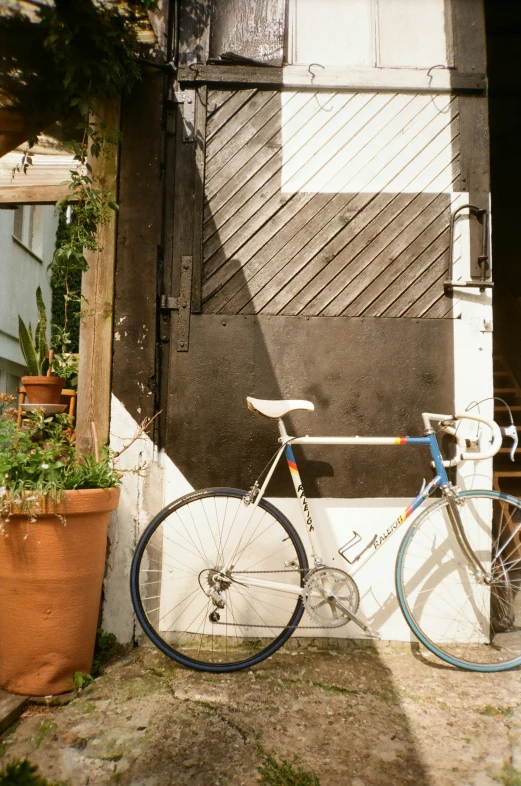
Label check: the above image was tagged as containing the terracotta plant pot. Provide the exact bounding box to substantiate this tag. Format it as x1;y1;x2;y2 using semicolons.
22;375;65;405
0;487;120;696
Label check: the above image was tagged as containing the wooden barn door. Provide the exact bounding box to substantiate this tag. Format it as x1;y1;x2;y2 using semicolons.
163;85;455;498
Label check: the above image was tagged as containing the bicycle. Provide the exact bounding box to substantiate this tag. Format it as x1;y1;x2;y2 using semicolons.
130;397;521;674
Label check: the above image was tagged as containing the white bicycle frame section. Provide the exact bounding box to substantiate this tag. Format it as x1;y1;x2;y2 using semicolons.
223;411;502;597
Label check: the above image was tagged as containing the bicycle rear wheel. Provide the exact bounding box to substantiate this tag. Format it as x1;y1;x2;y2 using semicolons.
396;490;521;672
131;488;308;672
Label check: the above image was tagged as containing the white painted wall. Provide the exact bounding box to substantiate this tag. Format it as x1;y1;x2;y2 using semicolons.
0;205;57;393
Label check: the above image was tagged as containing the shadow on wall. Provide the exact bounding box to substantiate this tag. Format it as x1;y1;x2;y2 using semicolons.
165;84;456;498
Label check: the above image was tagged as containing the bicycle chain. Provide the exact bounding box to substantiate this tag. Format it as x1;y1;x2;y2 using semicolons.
214;567;350;629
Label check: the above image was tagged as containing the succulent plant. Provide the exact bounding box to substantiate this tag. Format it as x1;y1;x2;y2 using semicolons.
18;287;51;376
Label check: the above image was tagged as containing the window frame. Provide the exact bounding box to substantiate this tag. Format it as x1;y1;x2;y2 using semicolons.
285;0;454;71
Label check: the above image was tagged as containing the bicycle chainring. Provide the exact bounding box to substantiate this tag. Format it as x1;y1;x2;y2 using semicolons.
303;567;360;628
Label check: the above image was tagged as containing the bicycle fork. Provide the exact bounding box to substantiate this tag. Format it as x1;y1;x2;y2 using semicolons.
444;491;490;582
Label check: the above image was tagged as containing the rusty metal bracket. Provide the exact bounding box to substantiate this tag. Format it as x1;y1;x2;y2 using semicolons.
160;256;192;352
169;85;195;142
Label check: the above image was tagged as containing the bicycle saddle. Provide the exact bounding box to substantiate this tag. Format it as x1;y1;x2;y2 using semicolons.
246;397;315;419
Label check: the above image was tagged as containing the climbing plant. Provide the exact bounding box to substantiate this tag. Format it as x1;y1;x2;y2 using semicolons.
0;0;156;372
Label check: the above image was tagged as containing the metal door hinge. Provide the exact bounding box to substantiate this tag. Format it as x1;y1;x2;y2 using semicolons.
160;256;192;351
169;86;195;142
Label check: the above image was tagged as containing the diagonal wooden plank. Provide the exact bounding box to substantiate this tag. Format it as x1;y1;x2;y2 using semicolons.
319;96;458;197
235;194;380;314
281;93;456;195
204;91;430;293
287;125;459;316
203;91;358;230
325;193;450;316
318;196;444;316
279;92;386;191
404;269;455;318
367;225;450;316
206;90;280;175
384;249;450;317
203;190;322;307
346;201;451;315
226;194;373;314
203;92;317;242
206;88;257;140
234;97;449;314
257;110;458;315
281;92;415;193
207;89;239;117
277;192;415;316
204;182;295;278
203;91;325;233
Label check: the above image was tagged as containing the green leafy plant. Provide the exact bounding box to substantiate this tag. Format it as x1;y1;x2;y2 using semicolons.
71;671;94;692
18;287;51;377
92;628;118;677
0;758;65;786
70;628;118;689
0;398;121;523
0;1;150;144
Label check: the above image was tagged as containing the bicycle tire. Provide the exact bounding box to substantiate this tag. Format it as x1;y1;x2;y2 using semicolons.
130;488;308;672
396;490;521;672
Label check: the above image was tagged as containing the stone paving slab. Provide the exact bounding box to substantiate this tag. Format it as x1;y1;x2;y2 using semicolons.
1;641;521;785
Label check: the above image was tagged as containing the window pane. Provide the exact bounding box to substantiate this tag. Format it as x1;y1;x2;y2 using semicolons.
290;0;374;66
377;0;449;68
12;206;23;242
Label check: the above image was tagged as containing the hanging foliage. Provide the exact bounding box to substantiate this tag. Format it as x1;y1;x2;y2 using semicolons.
0;0;153;142
1;0;157;379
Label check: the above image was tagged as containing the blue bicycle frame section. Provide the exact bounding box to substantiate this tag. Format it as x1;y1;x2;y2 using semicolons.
282;430;450;563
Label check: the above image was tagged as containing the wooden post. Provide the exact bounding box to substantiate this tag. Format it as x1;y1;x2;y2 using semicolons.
76;97;120;453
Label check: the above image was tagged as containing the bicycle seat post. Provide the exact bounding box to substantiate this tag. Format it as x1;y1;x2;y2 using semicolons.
278;417;288;442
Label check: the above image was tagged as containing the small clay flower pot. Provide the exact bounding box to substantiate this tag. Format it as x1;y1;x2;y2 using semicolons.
22;376;65;405
0;487;120;696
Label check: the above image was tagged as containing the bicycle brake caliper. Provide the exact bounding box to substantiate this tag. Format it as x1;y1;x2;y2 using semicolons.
243;481;259;506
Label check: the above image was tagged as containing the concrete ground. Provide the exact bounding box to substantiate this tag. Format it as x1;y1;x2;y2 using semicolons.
1;640;521;786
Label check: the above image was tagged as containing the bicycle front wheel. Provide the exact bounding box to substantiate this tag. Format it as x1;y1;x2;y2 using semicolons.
396;490;521;671
131;489;308;672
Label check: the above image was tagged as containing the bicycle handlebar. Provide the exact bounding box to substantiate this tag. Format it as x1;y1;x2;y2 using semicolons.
422;412;503;467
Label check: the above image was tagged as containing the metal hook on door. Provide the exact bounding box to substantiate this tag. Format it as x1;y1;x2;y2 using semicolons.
444;204;493;294
308;63;333;112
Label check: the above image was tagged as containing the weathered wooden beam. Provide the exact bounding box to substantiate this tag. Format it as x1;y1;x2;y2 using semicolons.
0;184;73;204
76;98;120;453
0;689;27;735
178;64;486;93
0;107;57;158
0;107;34;158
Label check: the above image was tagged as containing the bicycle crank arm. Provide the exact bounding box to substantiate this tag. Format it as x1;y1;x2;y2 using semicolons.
314;586;380;639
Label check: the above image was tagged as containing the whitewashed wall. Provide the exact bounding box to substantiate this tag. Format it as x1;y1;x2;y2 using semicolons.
0;206;57;393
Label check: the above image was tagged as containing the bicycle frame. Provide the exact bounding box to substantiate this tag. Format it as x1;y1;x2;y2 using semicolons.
225;419;453;596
